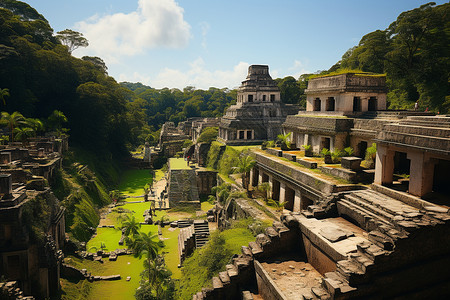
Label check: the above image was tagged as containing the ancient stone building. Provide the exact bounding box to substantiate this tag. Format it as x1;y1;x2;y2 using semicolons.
192;73;450;299
0;137;66;299
218;65;299;145
167;158;200;208
190;118;219;143
158;122;190;157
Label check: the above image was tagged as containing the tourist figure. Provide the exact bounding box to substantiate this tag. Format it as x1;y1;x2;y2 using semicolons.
414;101;418;111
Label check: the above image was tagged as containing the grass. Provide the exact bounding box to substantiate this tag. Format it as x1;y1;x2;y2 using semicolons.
169;158;191;170
160;227;182;279
118;169;154;197
229;145;260;151
64;255;145;300
201;201;215;212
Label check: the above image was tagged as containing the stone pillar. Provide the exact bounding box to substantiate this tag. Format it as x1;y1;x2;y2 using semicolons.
407;151;435;197
0;152;11;164
374;144;395;185
0;173;12;199
361;96;369;112
293;190;301;212
279;182;286;204
250;167;257;188
258;171;263;185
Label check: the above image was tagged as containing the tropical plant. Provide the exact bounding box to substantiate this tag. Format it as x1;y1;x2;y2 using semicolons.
13;127;34;143
344;146;354;157
25;118;44;136
331;149;343;163
277;132;292;150
127;231;163;269
0;111;26;142
47;110;68;133
232;153;256;191
0;88;9;106
211;183;231;204
138;257;174;300
268;199;285;212
121;215;141;237
109;190;120;204
257;182;271;203
321;148;331;157
89;241;107;253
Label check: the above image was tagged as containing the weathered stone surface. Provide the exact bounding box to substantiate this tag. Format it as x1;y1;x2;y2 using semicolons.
242;290;254;300
212;276;223;289
319;227;353;243
218;271;230;284
255;233;271;247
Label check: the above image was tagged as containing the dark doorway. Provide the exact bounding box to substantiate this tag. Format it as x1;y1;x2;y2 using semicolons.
239;131;245;139
320;137;331;151
353;97;361;112
326;97;335;111
262;173;269;183
368;97;377;111
248;95;253;102
358;141;368;159
314;98;321;111
301;196;313;211
284;186;295;211
246;130;252;139
433;159;450;194
252;168;259;187
394;151;410;175
272;180;280;201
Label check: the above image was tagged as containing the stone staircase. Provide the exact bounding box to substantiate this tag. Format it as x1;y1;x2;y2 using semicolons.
194;220;210;248
178;219;192;228
178;225;195;264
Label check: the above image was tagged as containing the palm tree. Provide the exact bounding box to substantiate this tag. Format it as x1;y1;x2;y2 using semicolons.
121;215;141;237
268;199;286;212
258;182;271;203
211;183;231;204
0;88;9;106
13;127;34;143
1;111;26;141
47;110;68;133
232;153;256;191
25;118;44;137
143;258;172;299
277;132;292;150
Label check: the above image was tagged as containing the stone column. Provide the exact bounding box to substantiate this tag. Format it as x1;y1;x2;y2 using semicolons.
293;190;301;212
279;182;286;205
250;167;257;188
374;144;395;185
258;171;263;185
361;96;369;112
407;151;435;197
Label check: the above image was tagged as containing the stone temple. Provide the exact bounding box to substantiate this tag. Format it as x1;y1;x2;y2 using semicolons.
218;65;299;145
193;71;450;299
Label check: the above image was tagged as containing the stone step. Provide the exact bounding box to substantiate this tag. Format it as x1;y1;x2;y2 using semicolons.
344;194;396;224
357;241;388;262
311;286;331;299
226;264;238;278
338;198;392;231
336;260;366;284
322;271;357;296
368;230;394;251
348;251;375;273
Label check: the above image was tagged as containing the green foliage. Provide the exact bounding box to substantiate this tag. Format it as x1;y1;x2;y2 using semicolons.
257;182;271;202
182;139;193;149
331;148;343;163
365;143;377;160
321;148;331;157
206;141;222;170
177;225;254;300
268;199;285;212
302;144;311;151
344;147;354;157
197;126;218;144
21;194;52;242
334;2;450;113
277;132;292;150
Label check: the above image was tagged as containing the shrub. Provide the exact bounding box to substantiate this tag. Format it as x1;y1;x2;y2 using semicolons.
197;127;218;144
321;148;331;157
344;147;354;157
331;149;343;163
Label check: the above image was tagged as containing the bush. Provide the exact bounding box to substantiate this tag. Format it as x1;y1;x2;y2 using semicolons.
197;127;218;144
344;147;354;157
321;148;331;157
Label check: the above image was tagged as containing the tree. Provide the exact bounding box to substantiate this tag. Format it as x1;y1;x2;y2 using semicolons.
232;153;256;191
0;111;26;141
82;56;108;74
121;215;141;237
56;29;89;54
0;88;9;106
13;126;33;143
47;110;67;132
197;127;218;143
276;76;302;104
25;118;44;136
109;190;120;204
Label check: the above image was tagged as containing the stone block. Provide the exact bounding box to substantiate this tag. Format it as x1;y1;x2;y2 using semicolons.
265;148;282;157
282;152;296;162
341;157;362;170
296;158;317;169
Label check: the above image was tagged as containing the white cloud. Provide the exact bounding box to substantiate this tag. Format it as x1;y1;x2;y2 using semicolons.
123;59;249;89
74;0;191;62
199;21;210;50
288;59;311;79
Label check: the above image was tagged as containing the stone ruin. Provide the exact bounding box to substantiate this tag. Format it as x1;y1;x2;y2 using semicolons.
218;65;300;145
0;136;67;299
191;71;450;299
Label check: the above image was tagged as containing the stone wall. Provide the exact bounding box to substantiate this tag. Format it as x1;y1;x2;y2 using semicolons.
168;169;200;208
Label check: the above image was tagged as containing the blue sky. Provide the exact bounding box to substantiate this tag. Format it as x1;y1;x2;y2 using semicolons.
25;0;448;89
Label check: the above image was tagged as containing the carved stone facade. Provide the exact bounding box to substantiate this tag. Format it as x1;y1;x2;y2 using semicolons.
218;65;299;145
